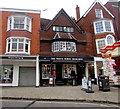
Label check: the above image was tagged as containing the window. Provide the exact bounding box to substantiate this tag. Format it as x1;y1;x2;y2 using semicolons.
0;65;13;83
53;26;74;33
94;20;114;34
63;64;76;78
95;9;103;18
6;37;30;54
105;21;111;32
42;64;56;79
96;35;115;54
7;14;32;32
52;41;76;52
95;22;104;33
106;35;115;45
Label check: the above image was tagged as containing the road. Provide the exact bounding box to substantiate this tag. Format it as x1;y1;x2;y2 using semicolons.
1;100;119;108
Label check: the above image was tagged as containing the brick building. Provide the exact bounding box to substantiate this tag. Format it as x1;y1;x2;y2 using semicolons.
76;0;117;83
39;9;94;86
105;0;120;40
0;8;41;86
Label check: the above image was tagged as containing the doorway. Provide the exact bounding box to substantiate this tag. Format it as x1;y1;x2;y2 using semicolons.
56;64;62;81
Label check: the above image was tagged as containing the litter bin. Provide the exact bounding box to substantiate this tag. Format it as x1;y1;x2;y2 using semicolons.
98;75;110;91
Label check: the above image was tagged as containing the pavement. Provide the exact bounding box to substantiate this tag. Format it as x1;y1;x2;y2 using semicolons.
0;85;120;105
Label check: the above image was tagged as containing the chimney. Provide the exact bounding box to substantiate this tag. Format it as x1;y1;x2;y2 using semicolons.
76;5;80;20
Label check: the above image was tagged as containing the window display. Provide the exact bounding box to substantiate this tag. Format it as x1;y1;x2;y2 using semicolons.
0;65;13;83
63;64;76;78
42;64;56;79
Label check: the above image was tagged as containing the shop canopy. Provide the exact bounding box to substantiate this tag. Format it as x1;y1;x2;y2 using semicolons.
101;40;120;58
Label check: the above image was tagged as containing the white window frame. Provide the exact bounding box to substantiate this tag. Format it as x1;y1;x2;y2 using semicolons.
96;38;106;54
6;37;31;54
96;35;115;54
94;20;114;34
52;41;76;52
95;9;103;18
106;35;115;45
7;14;32;32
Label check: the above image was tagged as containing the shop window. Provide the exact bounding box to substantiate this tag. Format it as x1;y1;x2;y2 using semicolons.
7;14;32;32
0;65;13;83
52;41;76;52
6;37;30;54
63;64;76;78
42;64;56;79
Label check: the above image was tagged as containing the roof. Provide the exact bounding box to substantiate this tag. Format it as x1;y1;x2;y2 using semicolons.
44;8;84;34
41;18;51;30
77;0;115;22
0;8;41;14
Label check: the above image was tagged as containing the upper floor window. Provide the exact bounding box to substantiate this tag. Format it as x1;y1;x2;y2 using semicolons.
52;41;76;52
6;37;31;54
7;14;32;32
95;9;103;18
53;26;74;33
94;20;114;34
96;35;115;54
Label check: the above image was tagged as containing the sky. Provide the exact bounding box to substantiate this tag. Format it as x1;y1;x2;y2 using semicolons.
0;0;110;20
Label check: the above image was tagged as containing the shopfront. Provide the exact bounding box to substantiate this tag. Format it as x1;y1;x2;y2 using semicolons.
0;55;38;86
40;57;93;86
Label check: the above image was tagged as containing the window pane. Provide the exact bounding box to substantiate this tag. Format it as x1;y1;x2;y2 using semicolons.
19;38;24;42
12;38;17;42
8;43;10;52
14;17;25;29
95;9;102;18
71;42;76;51
12;43;17;51
25;44;28;52
18;43;23;51
97;40;106;53
105;22;111;32
107;36;113;45
26;18;30;30
60;42;66;51
66;42;71;51
95;22;103;33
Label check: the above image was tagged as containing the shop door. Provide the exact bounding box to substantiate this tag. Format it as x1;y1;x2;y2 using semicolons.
56;64;62;80
19;67;36;86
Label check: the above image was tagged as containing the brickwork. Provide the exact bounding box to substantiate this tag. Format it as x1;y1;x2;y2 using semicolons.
0;10;40;55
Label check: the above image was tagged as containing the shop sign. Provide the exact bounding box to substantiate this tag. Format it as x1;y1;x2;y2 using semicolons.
40;57;83;61
1;56;36;60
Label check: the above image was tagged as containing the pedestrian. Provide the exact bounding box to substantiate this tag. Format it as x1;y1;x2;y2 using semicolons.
71;67;77;86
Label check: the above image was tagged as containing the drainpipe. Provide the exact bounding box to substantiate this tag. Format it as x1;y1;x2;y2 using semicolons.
36;55;40;87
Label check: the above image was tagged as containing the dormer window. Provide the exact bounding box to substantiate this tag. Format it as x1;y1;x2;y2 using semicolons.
53;26;74;33
95;9;103;18
7;14;32;32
